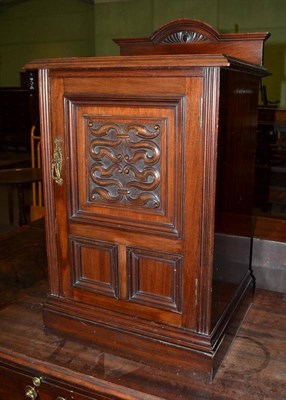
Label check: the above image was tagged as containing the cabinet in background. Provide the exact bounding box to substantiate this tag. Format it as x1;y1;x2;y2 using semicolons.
255;107;286;217
0;71;38;152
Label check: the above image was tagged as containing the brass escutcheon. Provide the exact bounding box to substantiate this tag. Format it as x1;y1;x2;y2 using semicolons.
52;137;63;185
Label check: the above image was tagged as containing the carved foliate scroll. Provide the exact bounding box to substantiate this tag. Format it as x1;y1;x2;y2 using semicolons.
162;31;208;44
88;120;162;210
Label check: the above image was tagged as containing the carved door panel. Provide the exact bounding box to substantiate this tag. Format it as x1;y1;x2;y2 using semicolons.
49;76;202;328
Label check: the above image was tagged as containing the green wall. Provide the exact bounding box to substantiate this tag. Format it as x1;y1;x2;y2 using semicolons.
0;0;94;86
94;0;220;57
0;0;286;105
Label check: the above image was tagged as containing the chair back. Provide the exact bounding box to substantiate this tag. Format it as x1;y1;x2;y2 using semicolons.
30;125;45;221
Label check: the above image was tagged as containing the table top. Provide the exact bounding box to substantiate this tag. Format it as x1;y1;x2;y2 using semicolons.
0;167;42;184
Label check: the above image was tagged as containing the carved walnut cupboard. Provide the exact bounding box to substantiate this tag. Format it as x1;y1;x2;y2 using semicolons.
25;19;269;380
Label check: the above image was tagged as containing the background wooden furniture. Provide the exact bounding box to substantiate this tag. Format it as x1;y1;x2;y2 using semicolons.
30;125;45;221
25;19;269;380
0;71;38;153
0;167;42;226
0;218;46;308
255;107;286;218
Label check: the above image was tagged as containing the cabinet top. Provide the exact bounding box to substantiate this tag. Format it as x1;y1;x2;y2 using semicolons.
25;53;268;77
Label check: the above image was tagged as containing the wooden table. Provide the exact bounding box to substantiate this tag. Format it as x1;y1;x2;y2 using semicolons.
0;283;285;399
0;167;42;226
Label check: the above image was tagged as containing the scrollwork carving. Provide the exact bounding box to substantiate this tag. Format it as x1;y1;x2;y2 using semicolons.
162;31;208;44
88;121;162;209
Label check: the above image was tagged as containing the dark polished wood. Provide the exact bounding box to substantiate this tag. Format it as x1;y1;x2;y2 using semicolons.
0;283;285;399
254;215;286;242
24;19;269;380
0;167;42;185
255;107;286;223
0;152;30;169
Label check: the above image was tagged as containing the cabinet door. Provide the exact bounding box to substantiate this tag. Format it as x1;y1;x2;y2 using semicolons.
45;75;203;329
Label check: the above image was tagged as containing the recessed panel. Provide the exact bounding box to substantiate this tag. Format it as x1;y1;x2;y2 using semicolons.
127;247;183;313
70;236;119;298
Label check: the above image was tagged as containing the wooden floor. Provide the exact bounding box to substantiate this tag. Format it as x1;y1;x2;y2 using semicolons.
0;223;285;399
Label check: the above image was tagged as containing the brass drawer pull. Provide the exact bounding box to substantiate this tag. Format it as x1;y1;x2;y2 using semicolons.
52;137;63;186
55;397;66;400
32;376;42;387
25;385;37;399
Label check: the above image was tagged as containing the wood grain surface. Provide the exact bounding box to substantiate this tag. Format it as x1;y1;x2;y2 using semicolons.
0;283;284;399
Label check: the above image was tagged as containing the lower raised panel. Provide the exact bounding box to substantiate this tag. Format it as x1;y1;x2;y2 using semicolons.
70;236;119;298
127;247;183;313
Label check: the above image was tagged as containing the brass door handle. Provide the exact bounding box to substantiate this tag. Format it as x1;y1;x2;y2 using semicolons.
25;385;37;399
52;137;63;185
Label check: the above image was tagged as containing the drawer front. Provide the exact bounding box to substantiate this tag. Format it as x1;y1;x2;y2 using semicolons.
0;364;110;400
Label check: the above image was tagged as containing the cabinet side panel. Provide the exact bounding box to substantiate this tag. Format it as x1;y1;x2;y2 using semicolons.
212;69;259;329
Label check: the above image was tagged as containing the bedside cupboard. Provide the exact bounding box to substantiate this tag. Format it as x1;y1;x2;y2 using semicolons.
25;19;269;380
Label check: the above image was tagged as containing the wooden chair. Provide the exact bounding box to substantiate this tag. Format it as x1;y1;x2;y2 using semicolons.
30;126;45;221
